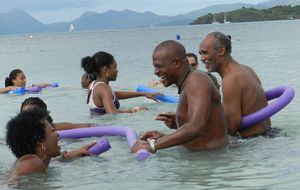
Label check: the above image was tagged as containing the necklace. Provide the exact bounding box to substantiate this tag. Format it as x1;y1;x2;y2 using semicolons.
177;67;193;94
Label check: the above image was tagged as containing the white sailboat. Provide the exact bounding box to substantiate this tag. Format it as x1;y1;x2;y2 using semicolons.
212;14;220;24
69;23;74;32
224;13;231;24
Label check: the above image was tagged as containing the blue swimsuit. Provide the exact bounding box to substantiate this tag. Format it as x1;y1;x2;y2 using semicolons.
87;81;120;114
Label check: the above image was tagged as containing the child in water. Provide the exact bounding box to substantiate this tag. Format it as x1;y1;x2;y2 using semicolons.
0;69;52;93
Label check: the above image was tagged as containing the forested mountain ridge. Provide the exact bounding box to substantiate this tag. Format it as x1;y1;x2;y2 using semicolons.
191;5;300;24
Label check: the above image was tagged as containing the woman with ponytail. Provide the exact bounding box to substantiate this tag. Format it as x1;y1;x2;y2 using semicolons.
81;51;161;115
0;69;52;93
0;69;24;93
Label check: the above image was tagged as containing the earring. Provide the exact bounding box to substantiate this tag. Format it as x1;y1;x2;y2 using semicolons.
39;144;48;161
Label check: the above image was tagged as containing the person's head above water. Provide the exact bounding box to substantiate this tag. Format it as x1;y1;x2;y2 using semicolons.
81;51;118;82
6;108;60;159
20;97;53;124
5;69;26;87
201;31;232;55
20;97;47;112
199;31;232;73
186;53;198;69
152;40;191;88
81;72;97;88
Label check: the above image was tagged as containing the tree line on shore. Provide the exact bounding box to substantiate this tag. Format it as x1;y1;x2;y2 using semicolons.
191;5;300;24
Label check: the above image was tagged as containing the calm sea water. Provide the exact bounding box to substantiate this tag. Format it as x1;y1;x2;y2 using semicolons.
0;20;300;189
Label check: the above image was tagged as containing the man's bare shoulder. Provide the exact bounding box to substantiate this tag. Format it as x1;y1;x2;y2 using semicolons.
191;69;210;78
189;70;211;87
223;63;260;96
183;71;212;100
224;64;251;83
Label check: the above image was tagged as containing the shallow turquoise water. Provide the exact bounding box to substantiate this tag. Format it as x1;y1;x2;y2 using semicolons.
0;20;300;189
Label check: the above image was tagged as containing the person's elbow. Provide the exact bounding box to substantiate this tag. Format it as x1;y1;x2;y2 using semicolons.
192;126;206;138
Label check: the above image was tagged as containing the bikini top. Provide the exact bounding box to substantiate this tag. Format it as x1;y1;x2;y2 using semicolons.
87;81;120;114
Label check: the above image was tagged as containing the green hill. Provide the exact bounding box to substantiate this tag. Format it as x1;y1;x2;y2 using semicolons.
191;5;300;24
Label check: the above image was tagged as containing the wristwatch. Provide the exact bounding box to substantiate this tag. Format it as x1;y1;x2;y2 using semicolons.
147;139;157;153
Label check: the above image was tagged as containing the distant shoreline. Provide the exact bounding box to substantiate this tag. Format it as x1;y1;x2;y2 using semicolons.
192;5;300;25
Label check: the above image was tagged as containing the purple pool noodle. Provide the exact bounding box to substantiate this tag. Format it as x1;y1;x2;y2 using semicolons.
136;149;151;161
25;86;42;93
88;137;111;155
240;86;295;129
58;126;151;161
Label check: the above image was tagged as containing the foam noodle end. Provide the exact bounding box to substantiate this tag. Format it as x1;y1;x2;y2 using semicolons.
51;82;59;87
136;149;151;161
88;137;111;155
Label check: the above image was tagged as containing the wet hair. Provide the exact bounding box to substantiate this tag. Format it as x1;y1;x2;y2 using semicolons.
83;72;97;82
88;73;97;81
81;72;97;88
208;32;232;54
186;53;198;64
20;97;53;124
20;97;47;112
5;69;23;87
81;51;114;78
6;108;49;158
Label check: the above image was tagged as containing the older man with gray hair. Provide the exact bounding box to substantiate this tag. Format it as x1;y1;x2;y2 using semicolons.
199;31;273;138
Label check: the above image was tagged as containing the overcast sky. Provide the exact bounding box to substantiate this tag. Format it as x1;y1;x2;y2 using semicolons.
0;0;267;24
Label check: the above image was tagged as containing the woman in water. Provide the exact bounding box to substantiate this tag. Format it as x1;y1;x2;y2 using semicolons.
6;108;95;179
81;51;161;114
81;72;97;89
0;69;52;93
